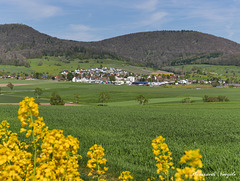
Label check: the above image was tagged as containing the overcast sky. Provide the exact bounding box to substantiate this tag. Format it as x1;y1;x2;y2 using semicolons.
1;0;240;43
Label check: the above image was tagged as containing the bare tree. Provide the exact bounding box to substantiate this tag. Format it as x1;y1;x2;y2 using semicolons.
7;82;14;91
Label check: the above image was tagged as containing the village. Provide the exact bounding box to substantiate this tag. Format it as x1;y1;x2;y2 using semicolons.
1;66;232;87
61;67;228;87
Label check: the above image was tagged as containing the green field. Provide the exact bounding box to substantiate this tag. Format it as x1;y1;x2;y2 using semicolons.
1;80;240;105
0;80;239;180
164;64;240;77
0;57;154;75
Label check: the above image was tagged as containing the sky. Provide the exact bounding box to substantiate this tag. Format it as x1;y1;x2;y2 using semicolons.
1;0;240;43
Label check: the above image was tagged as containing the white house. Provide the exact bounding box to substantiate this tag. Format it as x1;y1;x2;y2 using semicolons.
75;69;80;74
125;76;135;82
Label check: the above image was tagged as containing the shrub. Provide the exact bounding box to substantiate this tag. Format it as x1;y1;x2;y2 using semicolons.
136;95;148;105
211;82;219;87
74;93;80;103
37;60;43;66
98;92;110;106
50;91;65;105
217;95;229;102
182;97;194;103
206;96;219;102
203;95;229;102
202;95;209;102
34;87;43;99
224;97;230;102
54;62;61;66
67;72;74;81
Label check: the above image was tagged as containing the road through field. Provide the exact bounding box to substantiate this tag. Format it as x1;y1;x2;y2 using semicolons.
0;103;86;106
0;83;35;87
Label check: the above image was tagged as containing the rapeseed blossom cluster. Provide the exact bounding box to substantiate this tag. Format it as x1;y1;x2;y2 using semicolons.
152;136;174;180
179;149;203;168
175;149;205;181
118;171;133;181
147;176;156;181
0;120;32;180
87;144;108;180
0;97;83;180
34;129;82;180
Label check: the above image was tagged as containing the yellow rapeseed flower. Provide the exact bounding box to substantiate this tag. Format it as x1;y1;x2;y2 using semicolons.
152;136;174;180
147;176;156;181
87;144;108;179
179;149;203;168
176;149;205;181
0;97;83;180
118;171;133;181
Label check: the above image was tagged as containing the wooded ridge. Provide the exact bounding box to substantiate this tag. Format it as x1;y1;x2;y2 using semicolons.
1;24;240;68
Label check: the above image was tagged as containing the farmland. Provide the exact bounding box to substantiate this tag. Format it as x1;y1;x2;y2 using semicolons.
1;80;240;105
163;64;240;77
0;57;154;75
0;80;240;180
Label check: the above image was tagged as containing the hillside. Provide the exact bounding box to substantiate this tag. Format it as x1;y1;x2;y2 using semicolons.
90;31;240;67
1;24;240;68
0;24;115;67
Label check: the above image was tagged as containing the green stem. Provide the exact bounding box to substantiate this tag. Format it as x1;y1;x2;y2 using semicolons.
30;113;37;181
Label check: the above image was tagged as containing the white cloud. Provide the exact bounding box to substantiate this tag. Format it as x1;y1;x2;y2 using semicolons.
164;0;240;42
138;11;168;27
135;0;159;12
59;24;102;41
69;24;92;32
62;32;100;42
168;0;239;23
191;8;231;22
226;23;234;39
0;0;61;19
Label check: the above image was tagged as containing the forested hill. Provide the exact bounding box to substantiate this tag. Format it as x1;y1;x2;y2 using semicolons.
0;24;116;67
91;31;240;67
1;24;240;68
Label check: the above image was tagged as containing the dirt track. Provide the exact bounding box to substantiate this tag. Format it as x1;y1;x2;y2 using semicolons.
0;83;34;87
0;103;86;106
0;83;86;106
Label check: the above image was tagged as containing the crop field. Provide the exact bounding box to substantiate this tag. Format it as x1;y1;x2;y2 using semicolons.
0;57;154;75
1;103;239;180
2;80;240;104
164;64;240;77
0;80;240;180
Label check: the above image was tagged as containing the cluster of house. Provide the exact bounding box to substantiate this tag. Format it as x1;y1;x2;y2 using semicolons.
1;66;229;87
62;67;193;86
61;67;129;77
66;67;231;86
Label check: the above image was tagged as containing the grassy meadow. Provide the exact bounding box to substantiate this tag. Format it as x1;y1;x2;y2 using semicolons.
164;64;240;77
1;80;240;105
0;80;240;180
0;57;154;75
